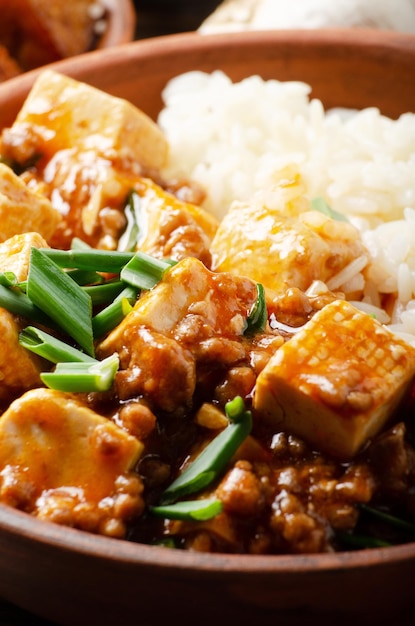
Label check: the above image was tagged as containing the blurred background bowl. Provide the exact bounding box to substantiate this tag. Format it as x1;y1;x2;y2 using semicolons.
0;28;414;626
99;0;136;49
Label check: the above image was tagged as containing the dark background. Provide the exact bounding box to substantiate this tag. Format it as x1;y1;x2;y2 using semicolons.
133;0;222;38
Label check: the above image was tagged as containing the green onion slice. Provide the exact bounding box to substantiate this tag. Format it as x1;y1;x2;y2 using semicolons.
245;283;267;334
19;327;96;364
118;190;143;252
65;269;105;286
0;284;52;325
92;286;137;338
150;498;223;522
311;197;349;222
336;531;391;550
360;504;415;535
159;397;252;505
27;248;94;357
40;353;119;393
83;280;127;306
0;272;18;287
120;251;176;291
39;248;134;274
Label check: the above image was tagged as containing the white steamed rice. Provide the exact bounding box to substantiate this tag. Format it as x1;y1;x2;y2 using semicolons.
157;70;415;344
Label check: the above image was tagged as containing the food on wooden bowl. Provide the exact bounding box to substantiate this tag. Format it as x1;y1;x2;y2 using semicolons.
0;0;136;82
0;28;414;626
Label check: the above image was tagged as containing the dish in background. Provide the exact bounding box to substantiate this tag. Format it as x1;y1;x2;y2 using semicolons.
0;0;136;82
199;0;415;34
0;28;414;626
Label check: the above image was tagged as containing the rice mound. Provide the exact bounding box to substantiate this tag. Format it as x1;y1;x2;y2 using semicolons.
158;70;415;343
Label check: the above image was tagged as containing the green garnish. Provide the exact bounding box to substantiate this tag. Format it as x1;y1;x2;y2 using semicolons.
150;498;223;521
118;190;143;252
0;284;52;325
159;396;252;505
360;504;415;535
336;531;391;550
245;283;267;334
0;272;18;287
19;327;95;363
83;280;127;306
40;353;119;392
27;248;94;357
92;286;137;338
120;251;176;291
65;269;105;286
311;197;349;222
38;248;134;274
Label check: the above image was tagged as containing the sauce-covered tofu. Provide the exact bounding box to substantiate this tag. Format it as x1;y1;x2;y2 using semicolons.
254;300;415;459
0;232;52;401
2;70;168;170
0;388;144;535
0;163;60;243
0;231;48;281
210;169;367;297
98;257;260;410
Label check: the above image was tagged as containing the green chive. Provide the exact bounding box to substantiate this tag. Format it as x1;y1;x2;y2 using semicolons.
0;272;18;287
159;397;252;505
19;327;96;363
245;283;267;334
118;190;142;252
83;280;127;306
92;286;137;338
120;251;176;291
65;269;105;286
311;197;349;222
336;531;392;550
39;248;134;274
41;353;119;392
71;237;92;251
0;284;52;325
27;248;94;356
360;504;415;535
150;498;223;521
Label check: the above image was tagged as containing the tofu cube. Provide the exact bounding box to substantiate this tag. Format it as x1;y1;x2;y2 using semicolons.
99;256;258;345
0;388;143;504
0;163;60;243
210;169;366;297
254;299;415;459
0;231;48;281
7;69;169;171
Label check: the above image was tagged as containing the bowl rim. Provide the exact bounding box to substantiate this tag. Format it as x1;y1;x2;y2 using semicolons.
1;26;415;123
0;27;415;574
1;501;415;574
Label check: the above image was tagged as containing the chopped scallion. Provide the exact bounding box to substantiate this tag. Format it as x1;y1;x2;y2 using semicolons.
83;280;127;306
19;327;96;363
0;284;52;325
118;190;142;252
311;197;349;222
150;498;223;521
159;397;252;505
120;251;176;290
245;283;267;334
92;286;137;338
0;272;18;287
27;248;94;356
39;248;134;274
65;269;105;286
360;504;415;535
40;353;119;392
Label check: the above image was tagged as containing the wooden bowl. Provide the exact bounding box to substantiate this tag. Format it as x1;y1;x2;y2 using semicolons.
0;29;414;626
98;0;136;50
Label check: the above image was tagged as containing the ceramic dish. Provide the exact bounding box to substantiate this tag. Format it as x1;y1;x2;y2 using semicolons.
0;29;414;626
